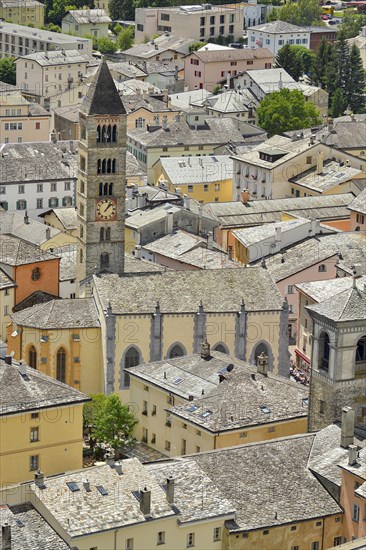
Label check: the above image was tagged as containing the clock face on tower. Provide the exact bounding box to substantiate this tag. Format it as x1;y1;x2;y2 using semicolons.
95;198;117;221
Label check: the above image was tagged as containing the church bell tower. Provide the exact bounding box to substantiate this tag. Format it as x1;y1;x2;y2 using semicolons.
76;59;126;284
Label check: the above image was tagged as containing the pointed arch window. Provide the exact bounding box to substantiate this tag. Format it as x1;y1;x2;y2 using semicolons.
80;249;83;263
102;159;106;173
356;336;366;363
109;183;113;196
29;346;37;369
107;159;111;173
56;348;66;383
112;159;116;173
213;343;228;354
100;227;105;242
97;159;101;174
106;124;112;143
101;125;106;143
96;125;101;143
106;227;111;241
112;125;117;142
319;332;330;371
169;344;185;358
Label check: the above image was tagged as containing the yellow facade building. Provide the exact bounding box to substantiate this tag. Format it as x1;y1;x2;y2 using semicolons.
127;345;308;457
0;0;44;27
0;355;89;486
155;155;234;204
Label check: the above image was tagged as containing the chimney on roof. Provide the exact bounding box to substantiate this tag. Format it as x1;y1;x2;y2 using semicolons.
46;227;51;240
348;444;358;466
341;406;355;449
275;224;281;243
18;360;27;376
138;192;148;210
241;189;250;204
1;524;11;550
4;355;12;366
165;210;174;234
34;469;44;488
166;476;174;505
105;451;115;467
201;337;210;359
228;245;233;261
328;117;334;132
183;194;190;210
256;351;268;376
24;211;29;224
140;487;151;516
83;479;90;491
162;115;168;130
115;461;123;475
207;231;213;250
316;150;324;175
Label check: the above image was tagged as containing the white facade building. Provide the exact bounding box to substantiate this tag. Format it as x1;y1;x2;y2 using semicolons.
247;21;310;55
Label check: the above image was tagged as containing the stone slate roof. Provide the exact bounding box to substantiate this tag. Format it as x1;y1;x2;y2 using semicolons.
0;234;58;266
38;207;77;231
12;290;60;313
128;117;265;148
233;217;310;248
0;503;69;550
126;351;242;400
169;365;308;432
0;140;77;184
191;433;342;532
249;21;307;33
123;35;195;59
159;155;233;185
253;232;366;281
203;193;354;228
349;188;366;215
146;460;236;523
31;460;176;537
21;49;95;67
291;160;363;193
123;94;176;115
94;267;284;315
315;119;366;150
307;284;366;322
57;246;77;281
296;275;366;304
65;8;111;24
0;358;89;415
81;59;126;116
108;61;147;79
0;210;61;247
11;297;100;329
192;47;273;63
0;267;15;290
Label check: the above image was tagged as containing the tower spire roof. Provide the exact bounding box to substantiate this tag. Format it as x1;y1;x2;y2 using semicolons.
81;58;126;116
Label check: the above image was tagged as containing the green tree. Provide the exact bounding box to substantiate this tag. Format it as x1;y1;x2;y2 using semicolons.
118;25;134;51
257;88;322;137
275;43;302;81
189;41;207;52
339;14;366;39
270;0;321;26
329;88;346;118
311;38;333;88
346;44;366;113
92;394;137;450
95;36;118;54
109;0;135;21
0;57;16;85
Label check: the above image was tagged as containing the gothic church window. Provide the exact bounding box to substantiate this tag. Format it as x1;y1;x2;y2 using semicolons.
56;348;66;383
100;252;110;269
169;344;184;358
29;346;37;369
319;332;330;371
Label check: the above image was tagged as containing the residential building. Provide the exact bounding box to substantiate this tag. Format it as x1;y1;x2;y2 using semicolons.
253;232;366;343
9;298;102;394
123;91;180;131
231;133;366;201
62;9;111;38
312;117;366;159
108;60;147;82
3;457;236;550
231;67;329;118
203;193;355;250
247;21;311;55
240;0;274;28
0;503;69;549
184;47;273;92
0;0;44;27
123;34;195;63
348;26;366;70
137;59;184;93
16;49;96;107
295;276;366;373
0;355;89;485
307;278;366;434
290;158;366;197
339;444;366;543
134;4;244;44
0;141;76;219
348;189;366;232
0;234;60;305
0;22;92;59
127;116;266;183
126;183;182;211
38;207;77;237
231;217;333;264
308;26;337;50
155;155;234;203
127;345;308;456
0;90;50;143
125;202;218;250
57;245;77;298
136;229;238;270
